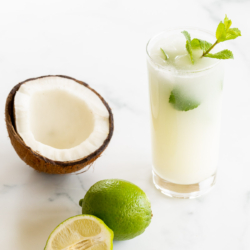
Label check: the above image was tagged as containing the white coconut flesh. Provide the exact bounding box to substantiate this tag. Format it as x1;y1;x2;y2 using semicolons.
14;76;110;162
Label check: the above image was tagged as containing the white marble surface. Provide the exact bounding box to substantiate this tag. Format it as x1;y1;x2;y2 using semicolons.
0;0;250;249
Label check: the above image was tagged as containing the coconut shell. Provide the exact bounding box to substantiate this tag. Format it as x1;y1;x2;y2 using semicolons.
5;75;114;174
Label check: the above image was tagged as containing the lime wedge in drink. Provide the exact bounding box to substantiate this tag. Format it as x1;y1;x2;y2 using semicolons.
44;214;113;250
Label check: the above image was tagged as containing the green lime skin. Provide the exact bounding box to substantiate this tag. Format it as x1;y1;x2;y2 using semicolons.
79;179;152;241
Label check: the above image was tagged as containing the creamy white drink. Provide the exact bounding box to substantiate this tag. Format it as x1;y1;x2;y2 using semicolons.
147;29;224;195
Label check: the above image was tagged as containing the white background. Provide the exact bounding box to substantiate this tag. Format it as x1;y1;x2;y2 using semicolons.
0;0;250;249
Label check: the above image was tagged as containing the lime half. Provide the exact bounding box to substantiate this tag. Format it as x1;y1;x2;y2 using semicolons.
44;215;113;250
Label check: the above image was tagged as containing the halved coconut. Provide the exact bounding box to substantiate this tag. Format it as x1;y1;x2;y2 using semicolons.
5;75;114;174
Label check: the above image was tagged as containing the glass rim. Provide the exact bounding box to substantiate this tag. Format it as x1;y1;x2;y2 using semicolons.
146;27;222;74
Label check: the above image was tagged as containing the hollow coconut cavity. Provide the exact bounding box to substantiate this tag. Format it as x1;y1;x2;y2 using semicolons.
5;75;114;174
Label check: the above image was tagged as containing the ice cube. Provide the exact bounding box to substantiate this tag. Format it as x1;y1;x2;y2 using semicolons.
174;54;192;70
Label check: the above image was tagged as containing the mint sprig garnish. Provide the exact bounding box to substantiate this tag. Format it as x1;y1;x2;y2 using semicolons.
181;31;194;64
160;48;168;60
169;89;200;111
202;15;241;58
181;15;241;62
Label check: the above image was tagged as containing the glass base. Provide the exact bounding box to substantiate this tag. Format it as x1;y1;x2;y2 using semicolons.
152;170;216;199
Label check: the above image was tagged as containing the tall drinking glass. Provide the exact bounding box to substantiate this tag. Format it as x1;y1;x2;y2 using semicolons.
146;28;224;198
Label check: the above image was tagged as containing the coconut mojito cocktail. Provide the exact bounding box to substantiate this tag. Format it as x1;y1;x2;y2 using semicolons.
147;16;241;198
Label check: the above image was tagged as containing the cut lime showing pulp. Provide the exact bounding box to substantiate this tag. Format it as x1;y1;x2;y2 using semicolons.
44;215;113;250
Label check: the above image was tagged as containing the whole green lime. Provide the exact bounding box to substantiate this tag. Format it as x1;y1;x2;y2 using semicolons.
79;179;152;241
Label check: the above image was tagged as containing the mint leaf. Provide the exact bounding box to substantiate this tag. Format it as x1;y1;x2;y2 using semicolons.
190;38;200;49
181;31;194;64
169;89;200;111
224;15;232;31
160;48;168;60
204;49;234;59
182;30;192;42
191;38;212;52
225;28;241;41
216;22;227;42
216;16;241;42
